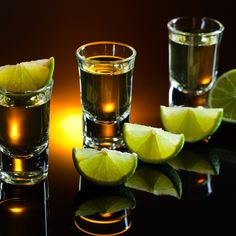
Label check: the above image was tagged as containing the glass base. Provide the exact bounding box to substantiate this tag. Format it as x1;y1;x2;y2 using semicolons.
169;84;209;107
83;114;129;150
0;149;48;185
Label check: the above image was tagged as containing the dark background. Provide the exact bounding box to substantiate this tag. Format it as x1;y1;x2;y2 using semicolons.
1;0;236;235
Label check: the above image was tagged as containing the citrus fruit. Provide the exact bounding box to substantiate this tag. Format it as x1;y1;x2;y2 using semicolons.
72;148;138;186
0;57;54;92
74;186;136;216
123;123;185;164
160;105;223;143
125;163;182;199
208;69;236;123
168;148;220;175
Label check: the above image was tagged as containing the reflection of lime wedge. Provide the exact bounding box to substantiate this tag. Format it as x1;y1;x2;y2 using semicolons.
168;146;220;175
74;186;136;216
123;123;184;164
0;57;54;92
160;105;223;143
208;69;236;123
72;148;138;186
125;164;182;199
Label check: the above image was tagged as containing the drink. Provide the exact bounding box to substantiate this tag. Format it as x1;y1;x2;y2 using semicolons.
0;102;49;157
80;56;132;148
76;42;136;149
167;17;224;106
169;35;219;95
0;80;53;185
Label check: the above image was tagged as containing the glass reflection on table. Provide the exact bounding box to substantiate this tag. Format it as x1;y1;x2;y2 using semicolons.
0;179;49;236
73;177;135;235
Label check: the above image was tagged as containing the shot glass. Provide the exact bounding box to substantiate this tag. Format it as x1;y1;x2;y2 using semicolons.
0;80;53;185
76;41;136;149
167;17;224;106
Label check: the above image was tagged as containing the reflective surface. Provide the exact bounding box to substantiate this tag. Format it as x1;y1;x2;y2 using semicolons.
1;0;236;235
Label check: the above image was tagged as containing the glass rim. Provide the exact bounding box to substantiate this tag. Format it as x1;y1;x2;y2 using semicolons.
167;16;224;37
0;79;54;96
76;41;137;63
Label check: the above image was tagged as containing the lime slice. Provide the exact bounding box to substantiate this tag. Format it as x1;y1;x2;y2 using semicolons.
160;105;223;143
72;148;138;186
208;69;236;123
125;163;182;199
0;57;54;92
168;148;220;175
75;186;136;216
123;123;185;164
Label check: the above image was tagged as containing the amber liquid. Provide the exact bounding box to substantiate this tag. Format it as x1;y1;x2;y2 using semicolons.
80;56;133;148
0;102;49;157
169;37;219;95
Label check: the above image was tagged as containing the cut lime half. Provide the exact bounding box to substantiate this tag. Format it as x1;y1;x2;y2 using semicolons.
123;123;185;164
208;69;236;123
0;57;54;92
72;148;138;186
160;105;223;143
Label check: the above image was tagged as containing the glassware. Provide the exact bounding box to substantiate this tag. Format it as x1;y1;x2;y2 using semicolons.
0;179;49;235
76;41;136;149
0;80;53;185
167;17;224;106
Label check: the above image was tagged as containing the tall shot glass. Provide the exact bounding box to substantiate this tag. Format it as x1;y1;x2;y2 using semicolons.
76;41;136;149
0;80;53;185
167;17;224;107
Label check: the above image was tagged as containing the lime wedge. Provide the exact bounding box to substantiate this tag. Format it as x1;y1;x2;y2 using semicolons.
208;69;236;123
72;148;138;186
123;123;185;164
0;57;54;92
160;105;223;143
125;163;182;199
168;147;220;175
75;186;136;216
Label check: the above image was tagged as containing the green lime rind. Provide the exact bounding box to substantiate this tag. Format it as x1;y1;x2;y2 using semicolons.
160;105;223;143
0;57;55;92
123;123;185;164
74;187;136;216
125;163;182;199
72;148;138;186
168;148;220;175
208;69;236;123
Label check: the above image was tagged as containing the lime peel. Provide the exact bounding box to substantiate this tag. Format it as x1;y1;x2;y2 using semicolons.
0;57;55;92
73;148;138;186
123;123;185;164
160;105;223;143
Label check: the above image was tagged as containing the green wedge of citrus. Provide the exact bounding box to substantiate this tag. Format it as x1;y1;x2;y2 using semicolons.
72;148;138;186
123;123;185;164
74;186;136;216
0;57;54;92
160;105;223;143
168;148;220;175
208;69;236;123
125;163;182;199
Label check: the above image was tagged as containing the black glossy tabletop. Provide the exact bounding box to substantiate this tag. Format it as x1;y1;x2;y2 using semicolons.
1;0;236;235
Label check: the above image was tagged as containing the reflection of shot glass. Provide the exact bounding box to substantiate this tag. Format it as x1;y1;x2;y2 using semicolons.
76;41;136;149
0;179;49;235
73;178;134;235
0;80;53;185
167;17;224;106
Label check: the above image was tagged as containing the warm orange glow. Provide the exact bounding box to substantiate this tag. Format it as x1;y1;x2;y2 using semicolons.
197;177;206;184
50;106;83;157
8;207;25;214
200;76;211;85
100;212;112;218
102;102;115;113
13;159;23;172
8;119;20;144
